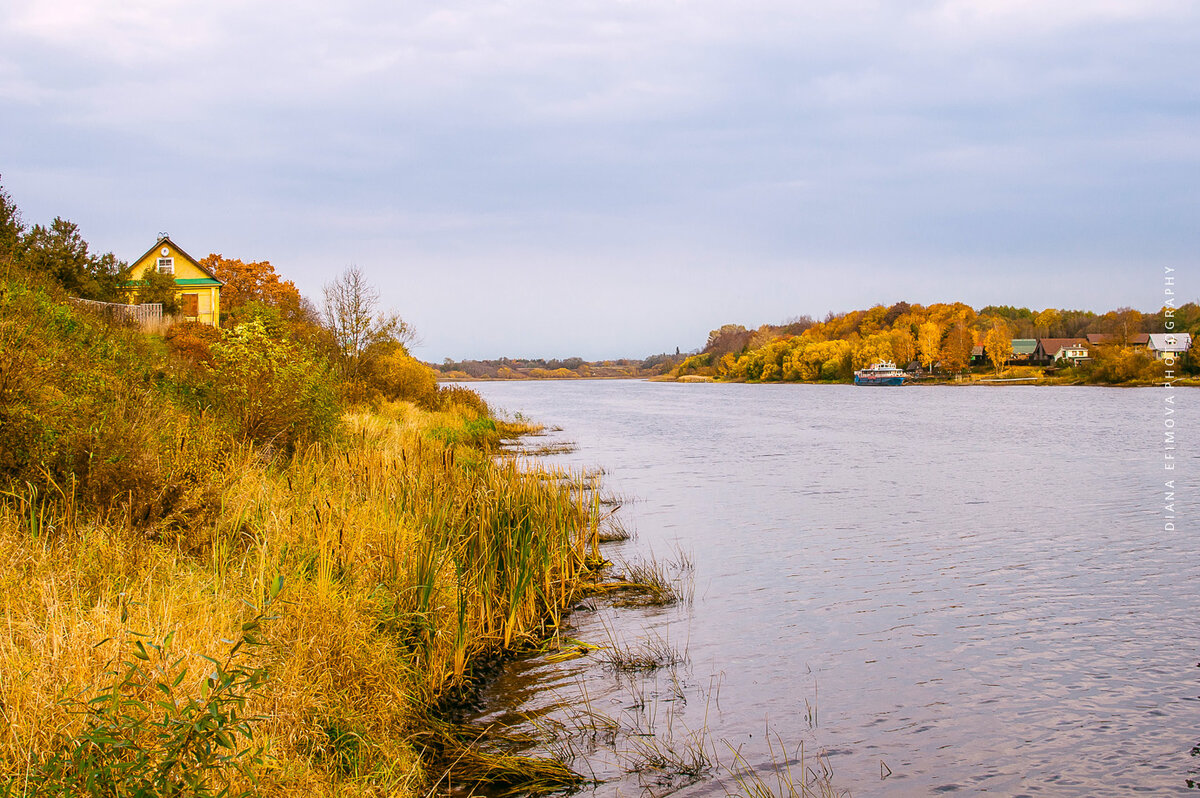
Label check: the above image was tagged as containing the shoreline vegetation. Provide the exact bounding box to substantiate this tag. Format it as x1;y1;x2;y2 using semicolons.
669;305;1196;386
0;179;643;796
0;177;840;796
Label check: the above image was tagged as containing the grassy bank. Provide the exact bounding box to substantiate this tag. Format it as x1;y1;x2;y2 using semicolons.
0;275;608;796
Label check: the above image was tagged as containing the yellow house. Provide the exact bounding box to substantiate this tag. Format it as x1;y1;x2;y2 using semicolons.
123;235;223;326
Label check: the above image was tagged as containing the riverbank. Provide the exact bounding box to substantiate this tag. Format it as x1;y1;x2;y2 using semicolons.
0;401;610;795
0;276;611;795
659;369;1200;387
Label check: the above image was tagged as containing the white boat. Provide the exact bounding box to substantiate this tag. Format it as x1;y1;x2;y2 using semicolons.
854;361;907;386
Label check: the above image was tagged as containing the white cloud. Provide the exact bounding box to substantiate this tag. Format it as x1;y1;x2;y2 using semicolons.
2;0;1197;356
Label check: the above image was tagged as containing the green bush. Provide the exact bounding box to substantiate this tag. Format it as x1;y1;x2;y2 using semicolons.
208;320;340;450
428;417;499;449
135;267;181;314
16;584;281;798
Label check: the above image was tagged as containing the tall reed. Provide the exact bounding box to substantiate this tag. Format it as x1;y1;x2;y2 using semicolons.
0;403;605;795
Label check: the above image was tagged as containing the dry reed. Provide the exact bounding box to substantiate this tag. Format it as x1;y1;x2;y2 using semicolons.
0;403;605;796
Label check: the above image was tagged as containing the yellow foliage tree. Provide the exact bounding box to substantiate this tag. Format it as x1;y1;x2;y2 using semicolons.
1035;308;1061;337
984;321;1013;375
890;328;917;367
853;332;894;370
917;321;942;373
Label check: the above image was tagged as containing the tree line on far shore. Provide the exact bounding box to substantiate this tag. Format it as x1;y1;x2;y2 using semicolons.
675;301;1198;384
434;353;684;380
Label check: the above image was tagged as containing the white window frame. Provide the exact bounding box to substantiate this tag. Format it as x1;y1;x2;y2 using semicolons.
157;257;175;274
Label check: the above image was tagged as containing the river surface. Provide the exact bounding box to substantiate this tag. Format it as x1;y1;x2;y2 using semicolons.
464;381;1197;796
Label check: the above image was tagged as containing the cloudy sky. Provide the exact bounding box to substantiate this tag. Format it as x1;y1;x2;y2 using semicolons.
2;1;1197;359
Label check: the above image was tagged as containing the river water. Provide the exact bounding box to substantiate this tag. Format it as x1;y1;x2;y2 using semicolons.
464;381;1197;796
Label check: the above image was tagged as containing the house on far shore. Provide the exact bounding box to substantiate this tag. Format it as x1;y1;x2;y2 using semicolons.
1007;339;1038;365
122;235;223;326
1033;338;1091;366
1146;333;1193;361
1085;333;1150;347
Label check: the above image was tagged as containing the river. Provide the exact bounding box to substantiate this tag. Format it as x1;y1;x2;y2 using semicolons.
464;380;1197;796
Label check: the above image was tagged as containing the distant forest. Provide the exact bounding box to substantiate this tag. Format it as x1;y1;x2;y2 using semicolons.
433;353;684;380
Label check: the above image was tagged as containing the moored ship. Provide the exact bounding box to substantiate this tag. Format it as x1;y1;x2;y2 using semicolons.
854;361;907;386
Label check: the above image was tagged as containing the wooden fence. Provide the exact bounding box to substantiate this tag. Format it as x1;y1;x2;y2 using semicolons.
70;298;163;326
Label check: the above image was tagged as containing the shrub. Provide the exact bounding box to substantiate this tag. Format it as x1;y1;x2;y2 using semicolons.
434;385;489;417
362;347;439;408
208;319;340;450
164;320;224;366
1084;345;1166;384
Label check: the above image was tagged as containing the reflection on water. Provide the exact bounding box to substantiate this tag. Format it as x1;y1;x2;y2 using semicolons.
465;381;1198;796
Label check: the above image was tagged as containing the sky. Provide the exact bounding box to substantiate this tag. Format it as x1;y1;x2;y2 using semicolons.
2;0;1198;360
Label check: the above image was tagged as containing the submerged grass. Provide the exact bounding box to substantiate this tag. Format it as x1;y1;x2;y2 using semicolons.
722;733;848;798
584;548;694;607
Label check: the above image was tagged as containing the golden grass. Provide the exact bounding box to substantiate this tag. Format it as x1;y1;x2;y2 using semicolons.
0;402;605;796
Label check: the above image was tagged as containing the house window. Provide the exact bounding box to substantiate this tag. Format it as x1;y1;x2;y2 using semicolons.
157;257;174;274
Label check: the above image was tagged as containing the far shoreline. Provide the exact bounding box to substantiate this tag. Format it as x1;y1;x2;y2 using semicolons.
441;375;1199;388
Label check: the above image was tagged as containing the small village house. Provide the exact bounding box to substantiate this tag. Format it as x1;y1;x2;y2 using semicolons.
1032;338;1091;365
1145;332;1193;361
1007;339;1038;364
1085;333;1151;347
122;235;222;326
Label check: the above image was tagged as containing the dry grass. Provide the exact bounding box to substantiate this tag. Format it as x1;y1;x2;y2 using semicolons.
0;404;604;796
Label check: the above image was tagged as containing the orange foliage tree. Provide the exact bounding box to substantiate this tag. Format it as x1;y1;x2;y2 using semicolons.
199;254;305;325
940;318;975;374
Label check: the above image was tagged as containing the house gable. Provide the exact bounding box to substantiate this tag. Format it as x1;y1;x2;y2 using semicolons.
127;236;222;286
1146;332;1193;356
123;235;223;326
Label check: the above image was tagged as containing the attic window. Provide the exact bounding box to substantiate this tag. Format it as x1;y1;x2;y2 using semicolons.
157;257;175;274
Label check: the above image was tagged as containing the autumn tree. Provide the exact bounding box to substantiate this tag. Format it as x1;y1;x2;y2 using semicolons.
983;321;1013;375
940;319;974;375
1099;307;1144;345
890;328;917;367
1034;308;1061;338
322;266;415;393
704;324;753;356
200;254;306;326
917;321;942;373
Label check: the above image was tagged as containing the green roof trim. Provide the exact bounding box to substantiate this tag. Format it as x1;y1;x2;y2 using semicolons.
121;278;222;288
